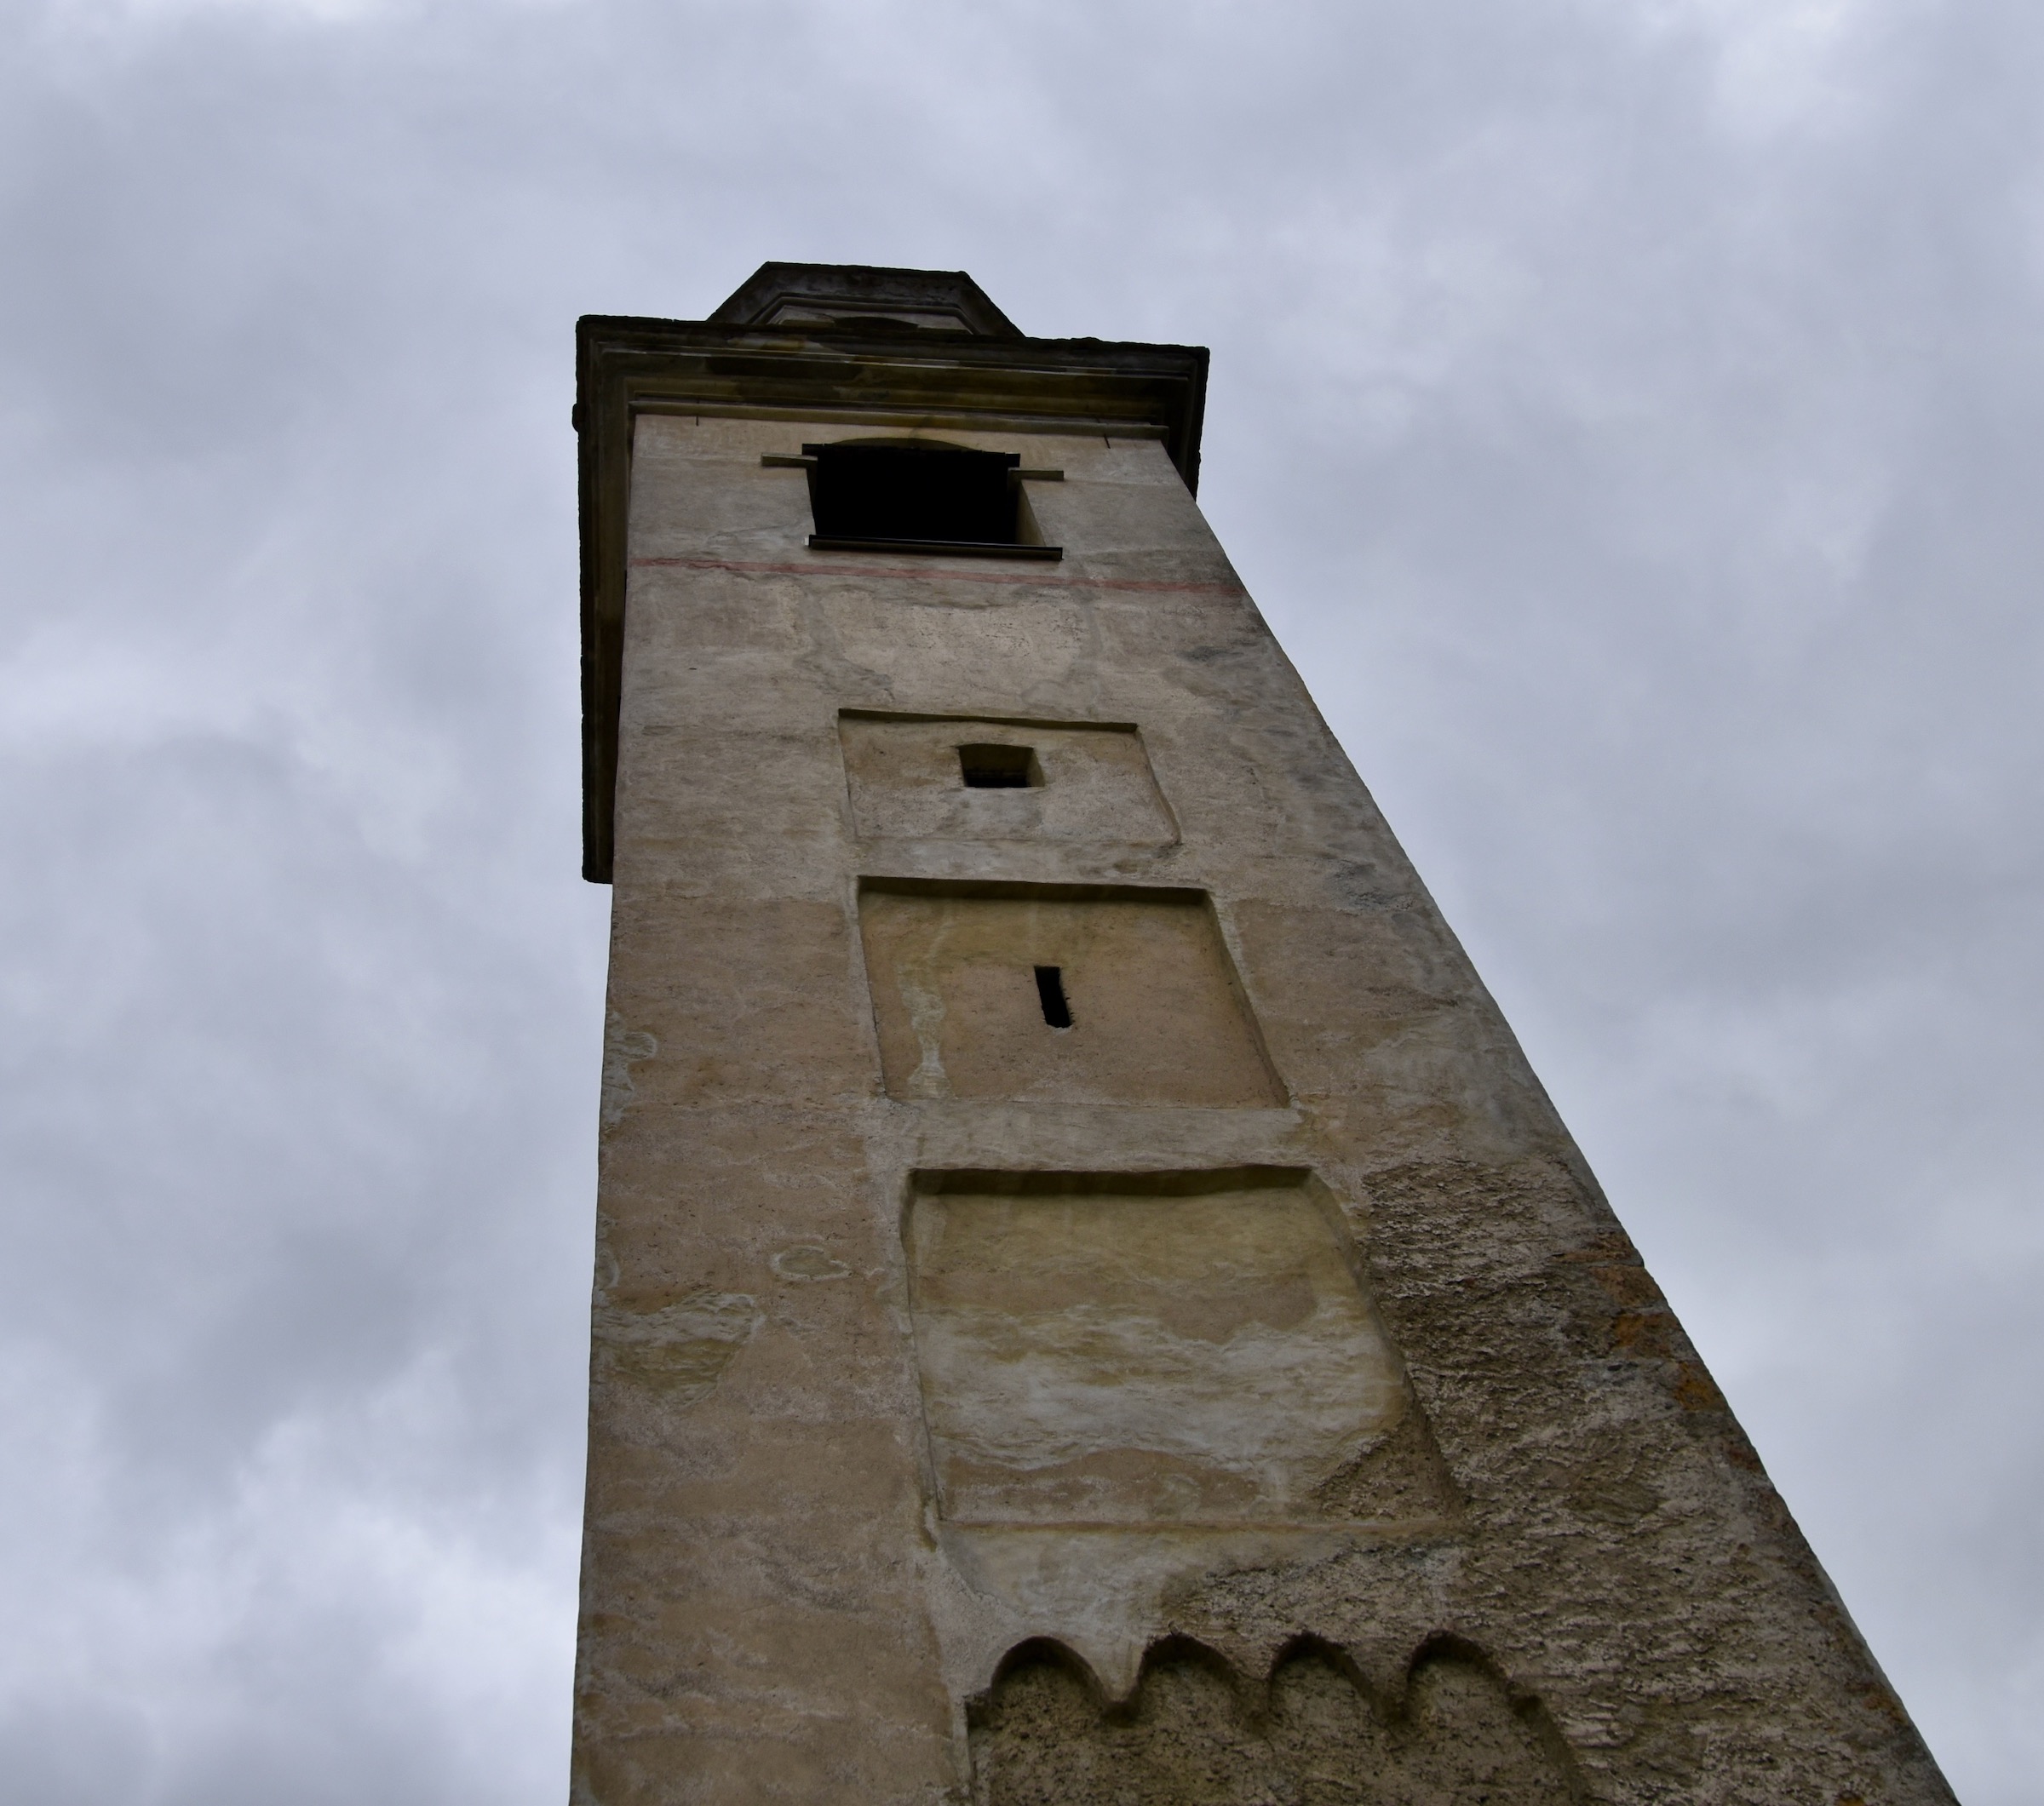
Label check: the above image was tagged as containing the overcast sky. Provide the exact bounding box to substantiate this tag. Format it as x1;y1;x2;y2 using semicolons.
2;0;2039;1800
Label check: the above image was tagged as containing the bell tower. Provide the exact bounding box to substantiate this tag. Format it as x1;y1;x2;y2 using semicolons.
570;264;1953;1804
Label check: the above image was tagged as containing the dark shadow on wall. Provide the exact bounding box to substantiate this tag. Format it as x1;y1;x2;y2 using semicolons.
969;1631;1585;1805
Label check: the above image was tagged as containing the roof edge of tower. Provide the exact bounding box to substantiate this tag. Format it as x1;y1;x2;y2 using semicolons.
707;262;1024;337
572;276;1211;884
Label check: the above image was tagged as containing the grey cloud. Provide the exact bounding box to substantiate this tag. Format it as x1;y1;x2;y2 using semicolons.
2;0;2038;1799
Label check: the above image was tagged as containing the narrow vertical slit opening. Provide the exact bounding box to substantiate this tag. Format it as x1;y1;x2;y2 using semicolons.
1033;966;1072;1029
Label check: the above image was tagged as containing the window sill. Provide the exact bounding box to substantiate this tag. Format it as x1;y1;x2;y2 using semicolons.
807;536;1063;562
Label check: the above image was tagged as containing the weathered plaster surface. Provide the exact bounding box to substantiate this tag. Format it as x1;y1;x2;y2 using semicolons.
905;1174;1413;1524
858;885;1279;1107
839;714;1176;846
571;409;1954;1804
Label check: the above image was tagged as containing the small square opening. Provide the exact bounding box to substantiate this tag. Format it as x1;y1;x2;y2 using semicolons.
958;744;1041;789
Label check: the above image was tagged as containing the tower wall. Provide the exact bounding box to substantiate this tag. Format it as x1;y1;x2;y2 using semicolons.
571;277;1953;1806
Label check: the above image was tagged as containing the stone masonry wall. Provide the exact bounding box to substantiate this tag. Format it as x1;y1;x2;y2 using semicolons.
570;410;1951;1805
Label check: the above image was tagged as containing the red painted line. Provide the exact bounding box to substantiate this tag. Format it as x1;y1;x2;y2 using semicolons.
628;554;1245;597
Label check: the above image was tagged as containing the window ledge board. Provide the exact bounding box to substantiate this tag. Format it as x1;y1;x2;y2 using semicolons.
807;536;1064;561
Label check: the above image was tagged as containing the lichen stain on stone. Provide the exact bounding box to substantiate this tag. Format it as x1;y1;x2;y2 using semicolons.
594;1288;760;1406
1588;1263;1664;1310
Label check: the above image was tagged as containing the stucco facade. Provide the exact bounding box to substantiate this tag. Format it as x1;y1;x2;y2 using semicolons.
570;266;1953;1804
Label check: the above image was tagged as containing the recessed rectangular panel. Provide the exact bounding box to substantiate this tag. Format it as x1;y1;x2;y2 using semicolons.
839;713;1176;845
905;1171;1411;1526
856;882;1280;1107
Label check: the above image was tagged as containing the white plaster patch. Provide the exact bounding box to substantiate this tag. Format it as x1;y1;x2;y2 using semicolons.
906;1178;1404;1526
772;1245;851;1282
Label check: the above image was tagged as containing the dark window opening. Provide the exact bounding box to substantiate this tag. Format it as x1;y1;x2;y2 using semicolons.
959;744;1040;788
1034;966;1073;1029
802;441;1062;561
